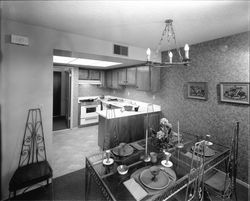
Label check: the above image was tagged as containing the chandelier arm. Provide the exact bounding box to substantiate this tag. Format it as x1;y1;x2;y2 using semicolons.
170;22;183;62
149;19;190;66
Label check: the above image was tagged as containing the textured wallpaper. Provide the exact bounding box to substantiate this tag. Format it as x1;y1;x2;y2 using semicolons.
78;32;249;183
161;32;249;183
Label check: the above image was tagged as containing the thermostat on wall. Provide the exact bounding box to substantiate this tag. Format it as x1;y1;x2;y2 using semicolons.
10;34;29;46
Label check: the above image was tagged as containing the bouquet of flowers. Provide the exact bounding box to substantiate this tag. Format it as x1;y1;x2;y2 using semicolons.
153;118;172;150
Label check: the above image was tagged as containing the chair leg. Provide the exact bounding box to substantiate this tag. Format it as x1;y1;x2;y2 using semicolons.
8;192;11;200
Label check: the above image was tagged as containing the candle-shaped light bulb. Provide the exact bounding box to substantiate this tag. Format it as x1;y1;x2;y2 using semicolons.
168;51;173;63
184;44;189;59
146;48;151;61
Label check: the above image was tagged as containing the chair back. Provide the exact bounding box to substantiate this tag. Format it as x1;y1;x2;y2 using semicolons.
18;109;47;167
185;140;206;201
225;122;239;193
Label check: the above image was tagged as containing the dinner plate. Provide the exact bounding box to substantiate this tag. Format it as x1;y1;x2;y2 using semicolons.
112;144;134;157
139;168;170;190
191;146;215;157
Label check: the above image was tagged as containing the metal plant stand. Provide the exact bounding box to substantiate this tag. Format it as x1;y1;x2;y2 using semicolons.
9;108;52;198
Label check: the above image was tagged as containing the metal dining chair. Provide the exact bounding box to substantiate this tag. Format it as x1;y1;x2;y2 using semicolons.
185;140;207;201
204;122;239;201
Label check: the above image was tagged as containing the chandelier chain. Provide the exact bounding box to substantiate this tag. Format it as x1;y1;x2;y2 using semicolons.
155;20;183;62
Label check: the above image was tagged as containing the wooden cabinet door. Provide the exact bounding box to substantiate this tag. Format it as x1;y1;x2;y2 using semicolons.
150;67;161;92
126;67;137;86
89;70;100;80
79;68;89;80
118;69;127;85
136;66;150;91
112;70;119;89
106;70;112;88
144;112;161;136
99;71;106;87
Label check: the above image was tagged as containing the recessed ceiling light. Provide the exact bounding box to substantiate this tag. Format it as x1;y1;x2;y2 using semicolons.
53;56;76;64
70;58;122;67
53;56;122;67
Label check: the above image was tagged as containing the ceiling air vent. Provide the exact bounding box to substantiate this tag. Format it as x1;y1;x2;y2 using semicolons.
113;44;128;56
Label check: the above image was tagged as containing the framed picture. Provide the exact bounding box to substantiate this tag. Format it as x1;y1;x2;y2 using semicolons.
220;82;250;105
187;82;208;100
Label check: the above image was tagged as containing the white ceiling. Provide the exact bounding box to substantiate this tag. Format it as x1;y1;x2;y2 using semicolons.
2;1;249;51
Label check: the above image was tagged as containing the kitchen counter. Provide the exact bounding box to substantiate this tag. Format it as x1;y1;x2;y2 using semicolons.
97;96;161;150
97;96;161;119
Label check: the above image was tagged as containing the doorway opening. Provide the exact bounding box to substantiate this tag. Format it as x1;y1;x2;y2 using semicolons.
53;67;72;131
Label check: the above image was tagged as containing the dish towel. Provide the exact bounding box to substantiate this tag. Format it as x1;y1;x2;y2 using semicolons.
123;178;148;201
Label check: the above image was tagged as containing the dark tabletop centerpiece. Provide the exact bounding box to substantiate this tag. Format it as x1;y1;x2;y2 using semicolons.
151;118;173;151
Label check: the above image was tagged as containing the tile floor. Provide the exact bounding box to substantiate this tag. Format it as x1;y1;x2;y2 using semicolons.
52;125;100;178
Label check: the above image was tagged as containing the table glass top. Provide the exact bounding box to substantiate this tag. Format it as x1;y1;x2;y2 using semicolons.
86;133;230;201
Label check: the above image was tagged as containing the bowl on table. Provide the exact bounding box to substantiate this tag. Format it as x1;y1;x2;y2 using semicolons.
124;105;133;111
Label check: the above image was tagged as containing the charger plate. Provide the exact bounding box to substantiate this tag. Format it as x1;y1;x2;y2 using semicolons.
139;168;170;190
130;166;176;196
112;144;134;157
191;146;215;157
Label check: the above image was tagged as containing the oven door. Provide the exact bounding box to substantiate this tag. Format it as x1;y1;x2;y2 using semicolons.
86;107;97;114
80;105;99;125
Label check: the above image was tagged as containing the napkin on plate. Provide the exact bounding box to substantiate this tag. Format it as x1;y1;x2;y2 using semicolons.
123;178;148;201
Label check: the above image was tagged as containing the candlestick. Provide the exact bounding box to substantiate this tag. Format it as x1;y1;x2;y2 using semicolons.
176;120;184;149
145;129;148;154
184;44;189;59
177;121;179;143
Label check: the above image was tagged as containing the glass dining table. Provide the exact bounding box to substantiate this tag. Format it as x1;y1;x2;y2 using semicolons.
85;133;230;201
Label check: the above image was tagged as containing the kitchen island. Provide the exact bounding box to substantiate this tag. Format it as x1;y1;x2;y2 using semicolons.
97;97;161;150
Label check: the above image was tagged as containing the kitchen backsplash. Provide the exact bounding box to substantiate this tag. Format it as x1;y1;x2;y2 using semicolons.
78;32;249;183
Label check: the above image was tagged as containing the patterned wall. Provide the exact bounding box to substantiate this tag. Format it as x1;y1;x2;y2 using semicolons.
161;32;249;183
78;32;249;183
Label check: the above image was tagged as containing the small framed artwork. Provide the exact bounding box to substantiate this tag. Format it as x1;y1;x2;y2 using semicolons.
220;82;250;105
187;82;208;100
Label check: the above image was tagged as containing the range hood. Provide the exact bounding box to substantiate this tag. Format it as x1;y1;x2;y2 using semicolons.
78;80;102;85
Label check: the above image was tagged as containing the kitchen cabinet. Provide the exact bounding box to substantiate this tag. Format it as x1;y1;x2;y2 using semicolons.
136;66;150;91
105;69;121;89
79;68;100;80
106;70;112;88
112;69;120;89
136;66;160;92
118;68;137;86
150;67;161;93
79;69;89;80
99;71;106;88
89;70;100;80
118;69;127;85
126;67;137;85
98;111;161;150
105;66;159;91
144;112;161;135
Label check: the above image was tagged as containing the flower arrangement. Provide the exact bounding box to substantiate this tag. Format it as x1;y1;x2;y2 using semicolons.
153;118;172;150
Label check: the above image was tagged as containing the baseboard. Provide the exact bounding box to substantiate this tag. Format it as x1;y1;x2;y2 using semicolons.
214;168;249;189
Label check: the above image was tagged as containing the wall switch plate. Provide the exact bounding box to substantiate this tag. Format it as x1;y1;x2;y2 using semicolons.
10;34;29;46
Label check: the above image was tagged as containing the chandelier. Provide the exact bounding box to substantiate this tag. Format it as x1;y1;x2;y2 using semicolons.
146;19;190;67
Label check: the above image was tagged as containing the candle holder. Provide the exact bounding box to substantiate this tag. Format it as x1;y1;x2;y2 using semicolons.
175;142;184;149
142;154;151;162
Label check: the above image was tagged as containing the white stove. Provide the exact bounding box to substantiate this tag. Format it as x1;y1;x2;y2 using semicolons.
79;98;100;126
